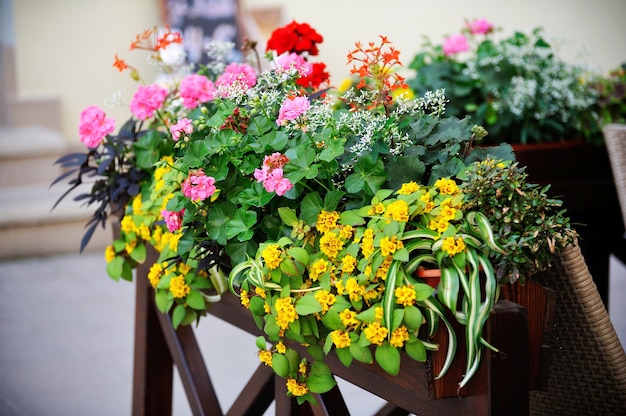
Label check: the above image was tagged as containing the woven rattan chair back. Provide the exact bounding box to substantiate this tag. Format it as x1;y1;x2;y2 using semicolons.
604;124;626;229
529;240;626;415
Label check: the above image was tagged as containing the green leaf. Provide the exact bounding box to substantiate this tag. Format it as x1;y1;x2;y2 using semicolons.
271;352;290;378
225;209;257;241
300;192;324;225
336;347;353;367
172;304;186;329
349;343;373;364
154;290;172;314
255;336;267;350
181;140;209;168
307;365;337;394
405;340;427;362
106;256;125;281
278;207;298;226
403;305;424;330
129;243;146;263
375;344;401;376
295;293;323;315
185;290;205;310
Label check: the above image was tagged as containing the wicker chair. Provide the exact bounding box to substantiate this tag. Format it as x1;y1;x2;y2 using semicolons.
528;240;626;415
604;123;626;269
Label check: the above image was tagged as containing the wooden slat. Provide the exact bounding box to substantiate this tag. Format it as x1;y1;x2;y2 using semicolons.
132;261;174;416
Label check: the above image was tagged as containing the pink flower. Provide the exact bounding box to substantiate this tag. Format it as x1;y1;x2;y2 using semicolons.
161;208;185;232
275;52;313;77
179;74;216;109
170;118;193;141
254;153;292;196
78;105;115;148
130;84;168;120
467;19;494;35
182;170;217;202
277;96;310;125
262;168;293;196
216;62;257;90
442;34;469;56
253;165;270;182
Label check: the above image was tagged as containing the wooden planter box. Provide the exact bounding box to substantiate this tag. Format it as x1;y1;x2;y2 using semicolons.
130;248;550;415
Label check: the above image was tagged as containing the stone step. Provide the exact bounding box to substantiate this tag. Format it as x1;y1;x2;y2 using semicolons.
0;125;68;188
0;183;111;259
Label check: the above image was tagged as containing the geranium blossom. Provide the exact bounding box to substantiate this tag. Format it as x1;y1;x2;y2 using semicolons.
179;74;215;109
442;33;469;56
266;20;324;56
276;96;310;125
181;169;217;202
275;52;313;76
170;118;193;141
130;84;168;120
296;62;330;89
467;18;494;35
216;62;257;90
78;105;115;148
161;208;185;232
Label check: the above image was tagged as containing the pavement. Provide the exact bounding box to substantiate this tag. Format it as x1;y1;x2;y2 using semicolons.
1;249;625;416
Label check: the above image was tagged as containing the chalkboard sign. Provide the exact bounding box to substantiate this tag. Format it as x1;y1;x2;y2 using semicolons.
162;0;243;66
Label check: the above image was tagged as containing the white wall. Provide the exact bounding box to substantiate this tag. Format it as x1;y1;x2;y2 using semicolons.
12;0;626;143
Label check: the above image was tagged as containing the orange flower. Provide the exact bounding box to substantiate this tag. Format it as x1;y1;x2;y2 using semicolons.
113;54;128;72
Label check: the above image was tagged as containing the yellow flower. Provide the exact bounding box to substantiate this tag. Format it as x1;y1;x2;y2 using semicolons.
330;330;351;349
390;326;410;348
309;258;329;281
104;245;116;263
441;236;466;257
125;238;137;255
147;262;165;288
374;307;384;321
286;378;309;397
132;194;144;215
341;254;357;274
398;181;419;195
364;322;388;346
240;289;250;309
258;349;272;366
316;210;340;233
360;228;375;258
339;309;360;327
395;285;417;306
275;297;298;329
319;232;344;258
339;225;354;240
276;342;286;354
314;289;336;313
385;199;409;223
379;236;403;256
434;177;460;195
345;277;364;302
392;86;414;101
169;275;191;298
120;215;134;233
368;203;385;216
375;256;393;280
262;244;283;269
255;286;266;299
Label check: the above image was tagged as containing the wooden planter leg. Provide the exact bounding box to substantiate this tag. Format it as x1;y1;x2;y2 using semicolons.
227;364;275;416
132;272;174;415
155;307;223;416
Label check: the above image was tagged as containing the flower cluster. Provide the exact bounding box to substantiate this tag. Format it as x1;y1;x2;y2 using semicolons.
230;179;504;403
406;18;598;144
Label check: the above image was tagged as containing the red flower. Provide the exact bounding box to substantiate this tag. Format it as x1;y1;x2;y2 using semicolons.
296;62;330;89
266;21;323;56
